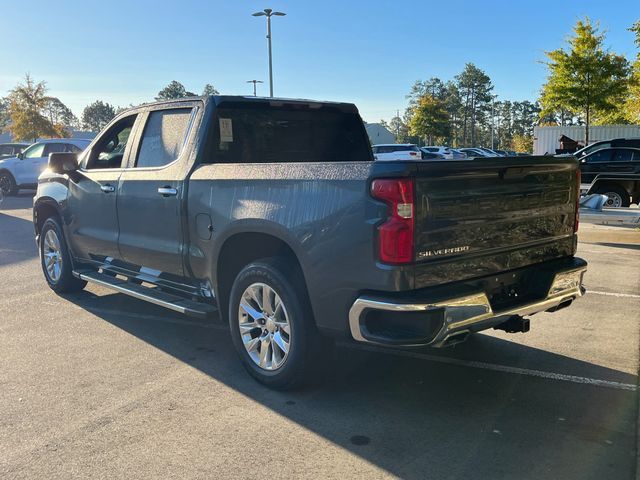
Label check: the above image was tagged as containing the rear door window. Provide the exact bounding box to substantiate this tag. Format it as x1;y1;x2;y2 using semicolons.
208;103;371;163
611;149;634;162
135;108;194;168
44;143;71;156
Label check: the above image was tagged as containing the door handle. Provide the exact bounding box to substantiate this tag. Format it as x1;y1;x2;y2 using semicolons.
100;184;115;193
157;186;178;197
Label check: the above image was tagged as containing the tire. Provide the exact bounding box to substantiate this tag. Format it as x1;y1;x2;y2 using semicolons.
40;217;87;293
0;171;18;196
228;258;321;389
594;184;630;208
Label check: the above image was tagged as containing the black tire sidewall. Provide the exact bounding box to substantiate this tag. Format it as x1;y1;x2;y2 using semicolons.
0;172;17;195
596;184;630;207
40;217;85;293
228;260;312;389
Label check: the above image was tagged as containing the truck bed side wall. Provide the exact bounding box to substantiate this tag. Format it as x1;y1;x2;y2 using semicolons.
187;161;411;335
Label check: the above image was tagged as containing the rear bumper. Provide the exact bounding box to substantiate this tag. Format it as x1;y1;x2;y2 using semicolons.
348;258;587;347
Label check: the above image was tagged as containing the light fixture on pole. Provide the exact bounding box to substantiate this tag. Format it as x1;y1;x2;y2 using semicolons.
252;8;286;97
246;79;264;96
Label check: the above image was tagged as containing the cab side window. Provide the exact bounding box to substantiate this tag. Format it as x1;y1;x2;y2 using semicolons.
135;108;193;168
24;144;45;159
586;149;612;163
85;115;137;170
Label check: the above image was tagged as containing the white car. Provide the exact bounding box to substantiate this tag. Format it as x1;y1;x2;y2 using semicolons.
0;139;90;195
372;144;422;161
421;146;457;159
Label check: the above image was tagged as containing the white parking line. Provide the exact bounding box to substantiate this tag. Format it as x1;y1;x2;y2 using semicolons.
85;307;637;392
344;344;638;392
588;290;640;299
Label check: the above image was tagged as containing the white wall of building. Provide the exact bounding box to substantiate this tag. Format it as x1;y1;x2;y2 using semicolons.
533;125;640;155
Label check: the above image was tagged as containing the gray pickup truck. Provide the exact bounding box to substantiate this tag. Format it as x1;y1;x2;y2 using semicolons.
34;95;587;388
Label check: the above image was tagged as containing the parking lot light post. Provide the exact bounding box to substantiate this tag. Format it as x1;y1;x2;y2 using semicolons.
252;8;286;98
246;79;264;96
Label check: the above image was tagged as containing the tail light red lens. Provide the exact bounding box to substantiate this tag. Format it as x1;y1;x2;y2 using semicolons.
371;178;415;264
574;168;580;233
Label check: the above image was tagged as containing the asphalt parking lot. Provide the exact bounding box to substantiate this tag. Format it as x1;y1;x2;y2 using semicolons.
1;193;639;480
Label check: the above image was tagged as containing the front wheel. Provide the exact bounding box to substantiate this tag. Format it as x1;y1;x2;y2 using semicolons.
40;217;87;293
228;259;320;389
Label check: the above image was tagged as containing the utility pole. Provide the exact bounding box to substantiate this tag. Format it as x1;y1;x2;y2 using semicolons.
246;80;264;96
252;8;286;97
490;96;496;150
396;109;400;140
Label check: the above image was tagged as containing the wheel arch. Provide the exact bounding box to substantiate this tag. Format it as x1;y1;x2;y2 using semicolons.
33;197;63;236
214;228;311;325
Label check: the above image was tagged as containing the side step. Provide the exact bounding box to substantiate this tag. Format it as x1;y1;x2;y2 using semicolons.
74;269;217;319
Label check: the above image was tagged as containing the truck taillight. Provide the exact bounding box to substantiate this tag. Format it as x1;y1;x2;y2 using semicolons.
371;178;415;264
574;169;580;233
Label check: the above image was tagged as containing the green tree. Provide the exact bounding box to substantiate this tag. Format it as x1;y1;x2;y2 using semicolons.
7;74;58;142
455;63;493;146
156;80;189;100
43;97;78;135
202;84;220;96
539;18;630;144
0;97;9;133
625;20;640;124
409;96;451;145
388;115;410;143
82;100;116;132
511;134;533;153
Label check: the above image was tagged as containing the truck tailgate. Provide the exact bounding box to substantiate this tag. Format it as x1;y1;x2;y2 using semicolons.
413;157;578;289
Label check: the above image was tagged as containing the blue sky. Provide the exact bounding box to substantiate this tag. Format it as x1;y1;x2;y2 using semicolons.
1;0;638;123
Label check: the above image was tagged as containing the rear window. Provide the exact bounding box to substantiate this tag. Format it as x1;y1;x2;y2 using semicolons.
206;103;371;163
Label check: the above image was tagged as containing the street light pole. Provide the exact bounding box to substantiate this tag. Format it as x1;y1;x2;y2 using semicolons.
491;96;496;150
246;80;264;96
252;8;286;98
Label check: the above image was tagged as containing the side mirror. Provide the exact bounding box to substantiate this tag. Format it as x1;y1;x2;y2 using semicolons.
17;152;24;160
48;152;79;174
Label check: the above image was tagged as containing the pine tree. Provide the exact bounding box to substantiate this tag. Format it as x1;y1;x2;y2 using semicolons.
540;18;629;144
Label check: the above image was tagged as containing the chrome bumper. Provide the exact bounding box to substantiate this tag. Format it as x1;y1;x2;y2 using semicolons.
348;266;587;347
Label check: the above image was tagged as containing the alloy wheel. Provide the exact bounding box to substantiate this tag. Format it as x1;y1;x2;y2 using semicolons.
43;229;63;283
238;282;291;371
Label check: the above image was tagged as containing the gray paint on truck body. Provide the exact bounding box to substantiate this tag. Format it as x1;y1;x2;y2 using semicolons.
34;95;585;338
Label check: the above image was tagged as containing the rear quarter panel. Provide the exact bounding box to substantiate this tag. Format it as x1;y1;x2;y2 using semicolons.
187;161;413;334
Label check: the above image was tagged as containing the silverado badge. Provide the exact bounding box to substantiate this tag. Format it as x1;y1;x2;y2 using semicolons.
417;245;471;259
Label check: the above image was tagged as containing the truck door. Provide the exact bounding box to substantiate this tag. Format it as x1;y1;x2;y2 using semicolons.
15;143;45;185
603;149;637;173
116;104;199;276
67;113;141;261
580;148;613;184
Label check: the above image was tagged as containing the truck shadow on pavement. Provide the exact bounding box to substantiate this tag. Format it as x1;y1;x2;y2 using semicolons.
0;212;38;266
63;289;638;480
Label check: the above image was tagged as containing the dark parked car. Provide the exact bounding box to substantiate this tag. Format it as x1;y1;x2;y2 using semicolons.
33;95;587;388
0;142;29;160
580;147;640;207
574;138;640;159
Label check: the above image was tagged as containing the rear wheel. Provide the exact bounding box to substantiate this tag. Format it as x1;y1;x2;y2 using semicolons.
595;184;630;208
40;217;87;293
228;259;320;389
0;171;17;196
